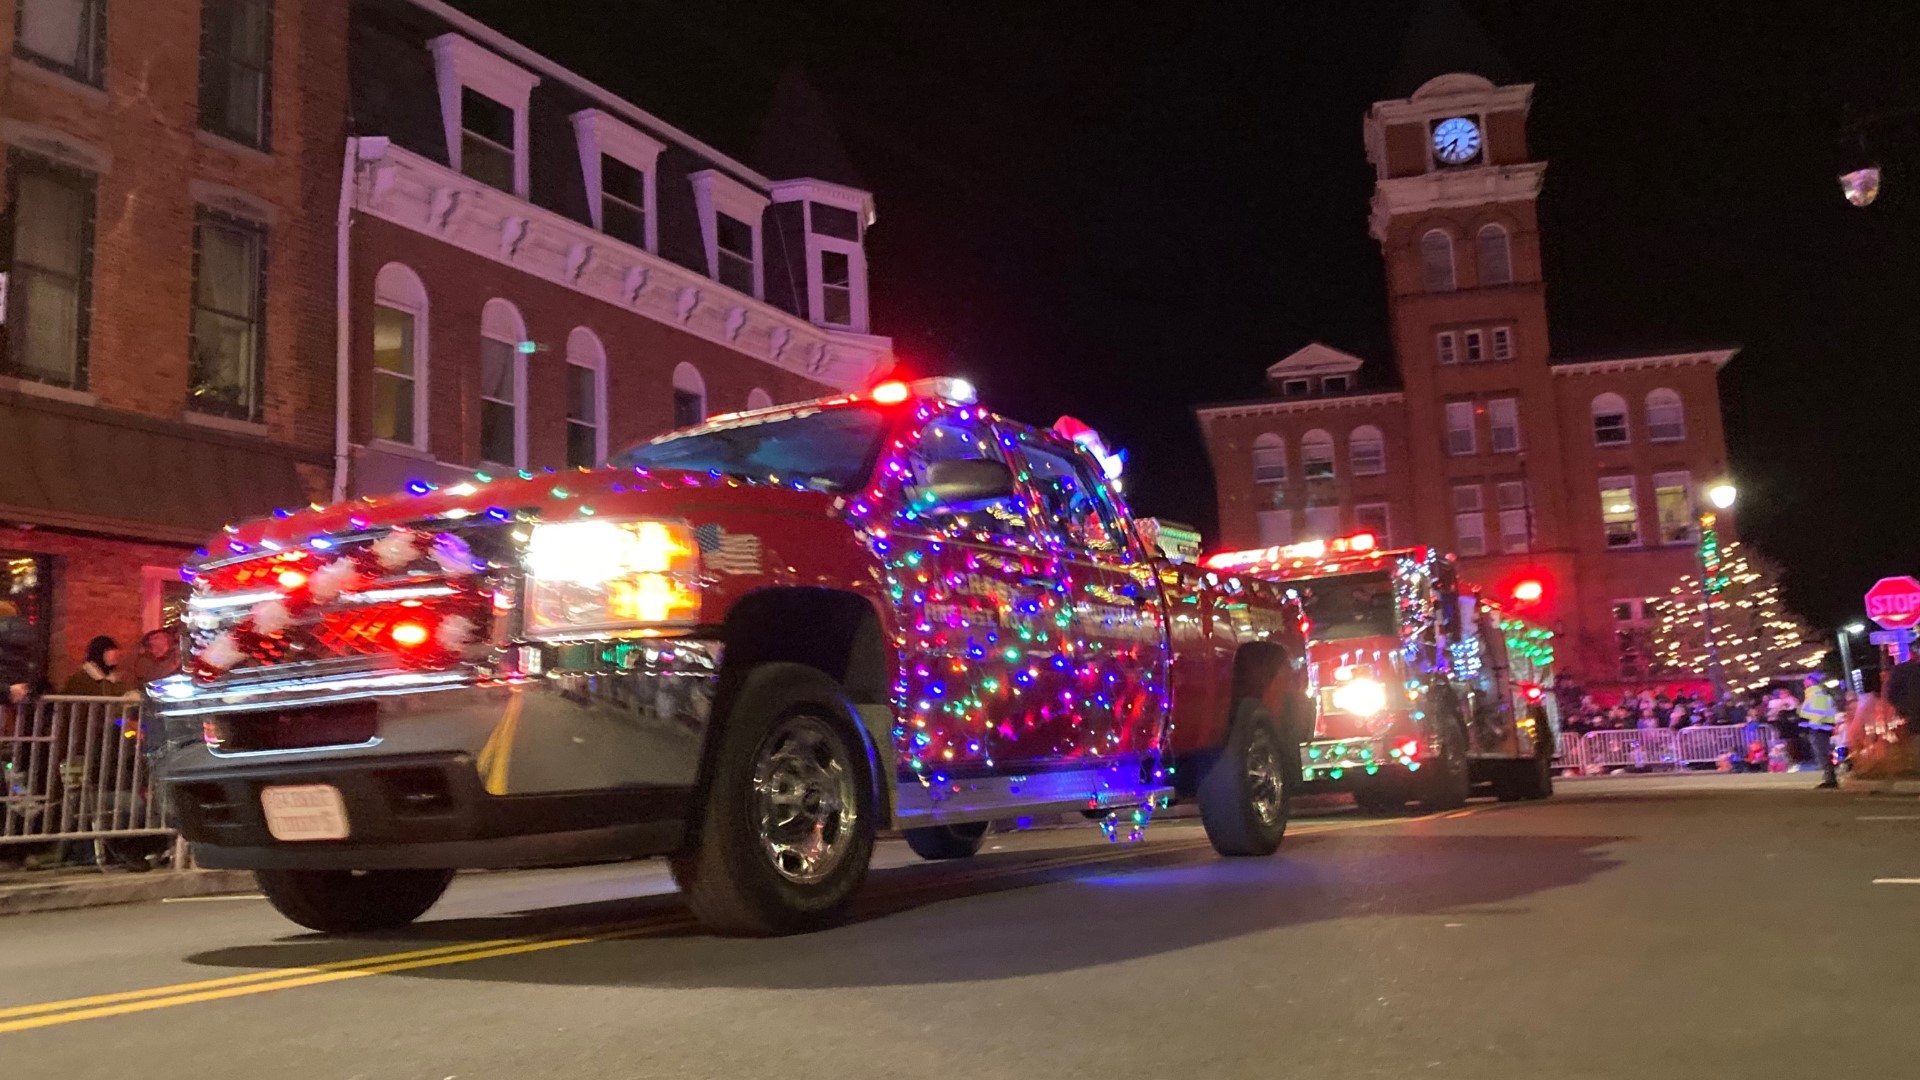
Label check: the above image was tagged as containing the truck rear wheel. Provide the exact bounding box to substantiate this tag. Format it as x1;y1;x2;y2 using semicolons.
254;868;454;933
670;664;875;936
903;822;988;860
1199;699;1289;857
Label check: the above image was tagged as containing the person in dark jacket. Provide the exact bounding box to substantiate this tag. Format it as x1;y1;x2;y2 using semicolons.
61;636;130;697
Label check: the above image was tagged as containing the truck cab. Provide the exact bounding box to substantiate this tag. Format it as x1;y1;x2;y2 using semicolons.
1203;534;1553;811
158;379;1300;936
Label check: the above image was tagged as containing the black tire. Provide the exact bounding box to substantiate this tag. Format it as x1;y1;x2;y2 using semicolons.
1418;717;1471;812
903;822;988;860
669;663;876;936
255;868;454;933
1198;699;1290;857
1520;728;1555;800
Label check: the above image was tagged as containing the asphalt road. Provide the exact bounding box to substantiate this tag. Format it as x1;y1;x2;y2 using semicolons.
3;773;1915;1080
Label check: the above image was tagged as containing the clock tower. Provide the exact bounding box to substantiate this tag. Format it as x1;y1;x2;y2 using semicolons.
1364;27;1573;608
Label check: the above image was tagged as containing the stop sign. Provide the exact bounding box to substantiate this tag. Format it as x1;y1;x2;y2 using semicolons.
1865;576;1920;630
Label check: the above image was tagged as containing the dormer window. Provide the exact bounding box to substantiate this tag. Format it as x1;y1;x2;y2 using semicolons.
429;34;539;198
1280;378;1310;397
691;170;768;299
770;181;873;332
572;109;665;253
1321;375;1350;394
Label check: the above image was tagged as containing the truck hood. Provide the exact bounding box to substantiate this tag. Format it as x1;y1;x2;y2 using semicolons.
207;468;841;558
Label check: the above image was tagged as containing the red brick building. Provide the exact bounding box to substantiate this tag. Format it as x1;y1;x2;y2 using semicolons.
0;0;347;685
336;0;892;499
1198;48;1735;697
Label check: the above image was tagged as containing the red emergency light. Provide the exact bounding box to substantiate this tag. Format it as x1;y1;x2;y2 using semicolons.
1203;531;1379;570
1512;578;1545;604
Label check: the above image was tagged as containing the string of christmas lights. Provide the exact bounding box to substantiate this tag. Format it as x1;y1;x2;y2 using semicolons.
1644;541;1825;691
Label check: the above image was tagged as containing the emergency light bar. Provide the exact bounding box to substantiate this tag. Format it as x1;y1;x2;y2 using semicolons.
1203;531;1377;570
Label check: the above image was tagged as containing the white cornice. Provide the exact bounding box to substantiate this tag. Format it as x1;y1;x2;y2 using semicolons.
352;140;891;390
1266;342;1366;378
1369;162;1547;240
768;178;876;226
1551;350;1737;376
1197;392;1405;424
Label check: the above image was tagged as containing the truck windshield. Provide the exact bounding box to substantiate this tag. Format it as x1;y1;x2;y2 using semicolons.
1300;571;1398;641
609;405;886;491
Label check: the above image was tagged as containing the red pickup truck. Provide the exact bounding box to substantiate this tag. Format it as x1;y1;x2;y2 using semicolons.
157;379;1304;935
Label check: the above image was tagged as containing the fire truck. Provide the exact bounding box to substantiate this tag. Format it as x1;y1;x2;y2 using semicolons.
1203;534;1554;811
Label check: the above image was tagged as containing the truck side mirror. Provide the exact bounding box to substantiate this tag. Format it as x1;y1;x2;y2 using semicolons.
924;458;1015;508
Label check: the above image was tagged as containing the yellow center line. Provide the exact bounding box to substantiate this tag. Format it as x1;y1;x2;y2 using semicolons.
1;805;1469;1033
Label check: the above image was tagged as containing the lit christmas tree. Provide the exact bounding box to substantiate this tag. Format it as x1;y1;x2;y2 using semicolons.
1644;541;1826;691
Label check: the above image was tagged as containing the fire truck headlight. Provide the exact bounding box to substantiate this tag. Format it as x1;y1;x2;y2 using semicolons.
1330;677;1387;717
523;520;701;636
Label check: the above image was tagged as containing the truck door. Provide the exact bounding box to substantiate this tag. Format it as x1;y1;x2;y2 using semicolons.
888;411;1057;776
1003;431;1169;764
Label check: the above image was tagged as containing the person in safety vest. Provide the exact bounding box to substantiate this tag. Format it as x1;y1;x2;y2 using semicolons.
1799;674;1840;789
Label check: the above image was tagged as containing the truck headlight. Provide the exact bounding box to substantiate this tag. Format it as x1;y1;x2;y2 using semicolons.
1330;677;1387;717
523;520;701;636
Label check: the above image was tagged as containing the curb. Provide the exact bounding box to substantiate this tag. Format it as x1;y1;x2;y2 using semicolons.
1841;777;1920;796
0;869;257;916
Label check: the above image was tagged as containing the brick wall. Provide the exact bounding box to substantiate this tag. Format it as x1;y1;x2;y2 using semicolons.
0;526;192;684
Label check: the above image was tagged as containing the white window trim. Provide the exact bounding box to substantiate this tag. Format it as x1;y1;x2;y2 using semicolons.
571;109;665;254
1477;223;1512;286
1455;511;1487;557
1593;394;1631;446
1251;436;1287;485
1491;325;1514;361
1436;330;1457;365
372;270;431;453
771;179;873;334
1349;427;1386;476
1488;396;1520;453
479;310;529;471
1445;401;1476;455
672;361;707;427
140;565;183;633
1280;378;1311;396
1498;508;1531;553
1321;374;1349;394
1600;475;1641;549
1463;328;1485;363
1646;390;1687;442
1301;431;1335;480
429;34;540;199
691;169;769;300
1421;229;1456;292
1652;469;1695;546
565;328;609;467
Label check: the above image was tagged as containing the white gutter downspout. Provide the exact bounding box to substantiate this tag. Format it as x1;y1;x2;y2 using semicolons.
331;137;360;503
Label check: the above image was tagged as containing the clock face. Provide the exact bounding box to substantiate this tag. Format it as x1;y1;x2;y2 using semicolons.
1432;117;1482;166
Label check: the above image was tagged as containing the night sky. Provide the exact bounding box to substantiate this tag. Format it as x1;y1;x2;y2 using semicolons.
448;0;1920;631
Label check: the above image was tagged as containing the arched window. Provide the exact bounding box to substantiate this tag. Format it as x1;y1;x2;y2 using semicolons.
479;299;527;468
1592;392;1629;446
1421;229;1456;292
672;362;706;429
372;263;428;448
1348;425;1385;476
1251;433;1287;484
1645;388;1686;442
746;387;774;411
1477;223;1512;287
564;327;606;468
1302;429;1335;480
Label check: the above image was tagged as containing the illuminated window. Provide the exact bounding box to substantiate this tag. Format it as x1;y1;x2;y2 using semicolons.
1654;470;1694;544
1600;477;1639;548
1421;229;1456;292
565;327;606;469
15;0;105;87
188;210;266;421
371;263;428;448
1453;484;1486;556
478;298;526;469
199;0;274;149
1478;223;1511;286
1592;393;1629;446
3;151;95;389
1646;388;1686;441
1487;397;1520;453
1251;433;1287;484
1349;425;1385;476
1445;401;1475;456
1301;429;1335;480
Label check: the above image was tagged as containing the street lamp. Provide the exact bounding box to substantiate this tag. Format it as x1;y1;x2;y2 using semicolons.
1838;621;1868;694
1698;482;1736;701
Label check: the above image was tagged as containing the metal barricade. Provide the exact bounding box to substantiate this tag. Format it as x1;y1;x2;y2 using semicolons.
1;696;171;847
1552;724;1780;773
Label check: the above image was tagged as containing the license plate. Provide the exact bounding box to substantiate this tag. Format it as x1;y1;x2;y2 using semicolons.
260;784;350;842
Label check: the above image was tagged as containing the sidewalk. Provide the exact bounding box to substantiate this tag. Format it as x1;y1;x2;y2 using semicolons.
0;865;256;916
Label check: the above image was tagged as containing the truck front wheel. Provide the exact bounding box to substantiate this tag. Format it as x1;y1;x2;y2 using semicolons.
254;868;454;933
1198;699;1289;857
671;664;876;936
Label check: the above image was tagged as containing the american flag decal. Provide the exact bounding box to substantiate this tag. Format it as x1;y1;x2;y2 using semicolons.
694;523;764;575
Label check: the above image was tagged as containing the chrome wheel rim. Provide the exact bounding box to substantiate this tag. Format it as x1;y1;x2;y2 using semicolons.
1245;722;1285;827
750;713;858;885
